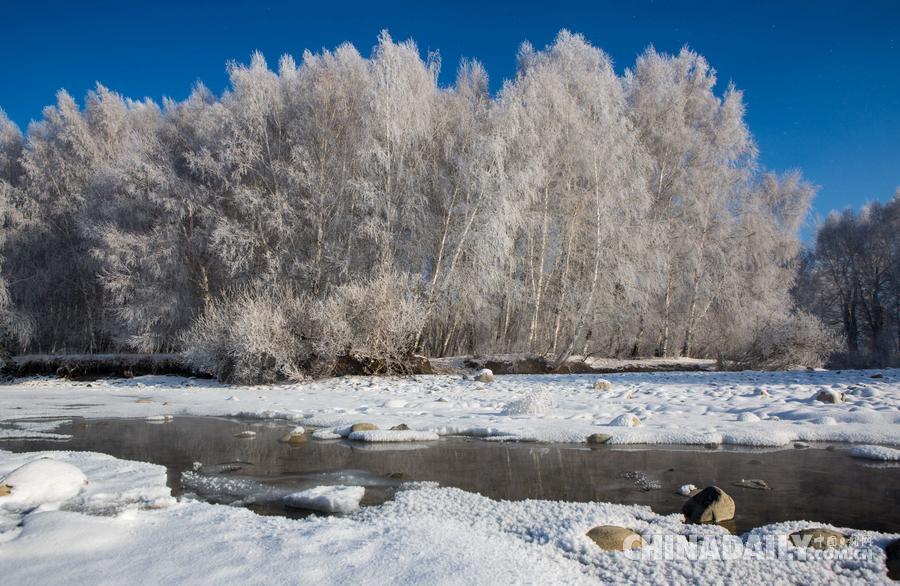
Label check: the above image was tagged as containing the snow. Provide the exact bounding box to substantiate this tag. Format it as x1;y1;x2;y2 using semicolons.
847;445;900;462
348;429;440;442
0;459;87;511
677;484;697;496
1;369;899;448
0;449;896;584
283;485;366;513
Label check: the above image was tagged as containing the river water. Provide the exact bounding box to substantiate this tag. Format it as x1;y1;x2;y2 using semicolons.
2;416;898;534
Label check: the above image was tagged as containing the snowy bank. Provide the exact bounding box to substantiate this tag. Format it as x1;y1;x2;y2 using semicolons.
0;449;897;584
0;369;898;448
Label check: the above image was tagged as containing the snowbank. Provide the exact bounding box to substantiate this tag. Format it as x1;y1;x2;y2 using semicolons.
283;485;365;513
848;445;900;462
1;369;898;448
0;459;87;511
0;449;896;585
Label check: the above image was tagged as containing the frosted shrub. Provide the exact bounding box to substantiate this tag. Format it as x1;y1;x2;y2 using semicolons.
316;269;426;374
181;287;309;384
731;311;838;370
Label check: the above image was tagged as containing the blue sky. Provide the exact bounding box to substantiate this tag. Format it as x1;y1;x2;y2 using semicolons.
2;0;897;232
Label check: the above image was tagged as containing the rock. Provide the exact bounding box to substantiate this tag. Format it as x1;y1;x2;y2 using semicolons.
789;528;848;550
731;478;770;490
682;486;735;524
122;369;135;379
885;538;900;580
586;525;645;551
0;459;88;508
593;379;613;391
390;423;410;431
815;389;843;403
279;430;307;445
350;422;379;432
474;368;495;383
794;442;809;449
870;373;883;379
233;430;257;438
586;433;611;445
135;399;153;404
610;413;641;427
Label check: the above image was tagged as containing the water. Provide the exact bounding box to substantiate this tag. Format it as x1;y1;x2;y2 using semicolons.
2;416;898;534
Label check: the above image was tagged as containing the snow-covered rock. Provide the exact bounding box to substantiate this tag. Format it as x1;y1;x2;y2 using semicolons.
610;413;641;427
677;484;697;496
814;389;844;404
593;379;613;391
283;485;365;513
475;368;494;383
0;459;88;511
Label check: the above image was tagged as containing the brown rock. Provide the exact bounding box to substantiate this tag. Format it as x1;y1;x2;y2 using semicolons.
682;486;735;524
351;423;379;432
586;525;645;551
0;483;9;497
789;528;848;550
815;390;843;403
586;433;612;445
390;424;410;431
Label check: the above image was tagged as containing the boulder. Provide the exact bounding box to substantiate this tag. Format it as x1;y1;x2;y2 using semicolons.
885;538;900;580
474;368;495;383
351;422;379;432
682;486;735;524
233;430;257;439
390;423;410;431
586;433;611;445
593;379;613;391
586;525;645;551
814;389;843;403
789;528;848;550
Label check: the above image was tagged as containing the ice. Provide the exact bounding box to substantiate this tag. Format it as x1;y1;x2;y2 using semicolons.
847;444;900;461
283;485;365;513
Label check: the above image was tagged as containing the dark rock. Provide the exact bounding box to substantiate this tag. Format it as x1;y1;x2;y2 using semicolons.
682;486;735;524
789;528;847;550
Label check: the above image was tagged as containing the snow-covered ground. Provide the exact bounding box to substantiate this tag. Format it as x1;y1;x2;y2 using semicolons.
1;369;899;583
0;449;896;584
1;369;898;448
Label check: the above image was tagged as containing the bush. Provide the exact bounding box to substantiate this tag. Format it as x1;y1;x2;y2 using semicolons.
315;268;426;374
181;287;310;384
729;311;838;370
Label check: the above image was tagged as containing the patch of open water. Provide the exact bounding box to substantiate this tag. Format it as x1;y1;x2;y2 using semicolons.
2;416;898;534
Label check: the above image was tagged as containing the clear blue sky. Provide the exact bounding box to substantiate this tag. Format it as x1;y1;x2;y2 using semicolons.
2;0;898;232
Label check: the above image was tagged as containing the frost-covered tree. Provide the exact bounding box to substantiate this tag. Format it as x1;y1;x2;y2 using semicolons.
0;31;835;376
624;47;756;357
498;31;652;359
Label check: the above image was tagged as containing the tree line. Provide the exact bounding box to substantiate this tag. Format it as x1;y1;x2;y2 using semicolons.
796;193;900;368
0;31;842;381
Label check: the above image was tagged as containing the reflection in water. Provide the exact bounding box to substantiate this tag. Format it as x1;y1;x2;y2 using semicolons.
2;416;898;533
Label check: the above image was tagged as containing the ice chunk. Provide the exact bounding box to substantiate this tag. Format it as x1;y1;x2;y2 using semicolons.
283;485;365;513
